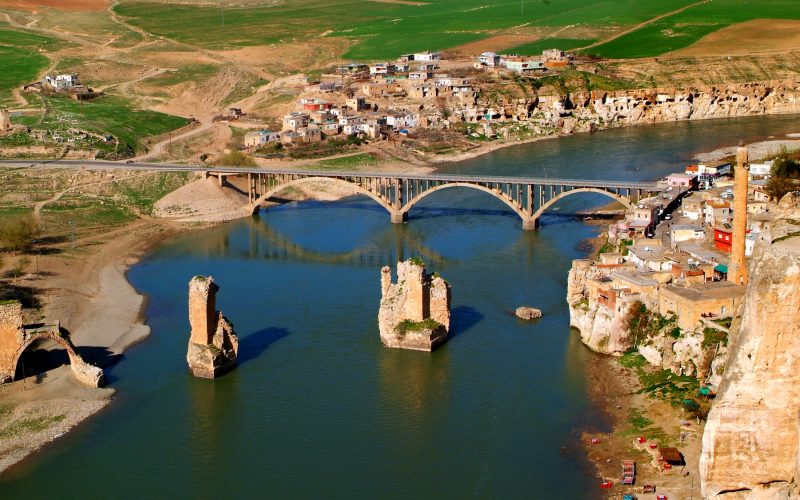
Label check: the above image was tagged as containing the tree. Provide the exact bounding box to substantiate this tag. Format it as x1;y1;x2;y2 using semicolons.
0;214;39;253
765;147;800;201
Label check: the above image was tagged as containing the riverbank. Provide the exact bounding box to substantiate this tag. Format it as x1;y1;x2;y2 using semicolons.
581;353;704;499
0;217;197;474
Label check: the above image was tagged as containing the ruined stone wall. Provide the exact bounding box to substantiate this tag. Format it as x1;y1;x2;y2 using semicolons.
700;230;800;497
378;260;451;351
187;276;238;379
188;276;218;346
0;302;24;381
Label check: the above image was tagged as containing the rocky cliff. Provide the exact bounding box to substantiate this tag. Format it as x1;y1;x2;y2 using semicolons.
567;259;634;354
378;259;451;351
700;195;800;498
485;80;800;138
186;276;239;379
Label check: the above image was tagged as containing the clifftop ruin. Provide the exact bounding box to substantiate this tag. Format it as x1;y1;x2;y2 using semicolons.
186;276;239;378
378;259;451;351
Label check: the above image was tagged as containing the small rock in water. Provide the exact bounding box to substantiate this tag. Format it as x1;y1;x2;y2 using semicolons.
515;307;543;320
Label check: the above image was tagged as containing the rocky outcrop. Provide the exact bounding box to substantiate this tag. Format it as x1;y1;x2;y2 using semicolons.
186;276;239;379
700;203;800;498
378;259;451;351
481;80;800;139
567;259;635;354
515;307;542;320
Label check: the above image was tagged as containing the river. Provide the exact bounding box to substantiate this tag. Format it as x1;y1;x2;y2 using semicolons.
1;114;798;498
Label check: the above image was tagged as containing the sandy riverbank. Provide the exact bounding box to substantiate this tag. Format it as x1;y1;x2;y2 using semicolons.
0;218;196;474
694;136;800;163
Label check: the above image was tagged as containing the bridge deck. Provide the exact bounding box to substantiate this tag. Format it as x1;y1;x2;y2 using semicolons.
0;159;660;190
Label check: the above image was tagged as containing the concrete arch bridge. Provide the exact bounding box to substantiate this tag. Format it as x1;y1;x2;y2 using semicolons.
239;169;659;230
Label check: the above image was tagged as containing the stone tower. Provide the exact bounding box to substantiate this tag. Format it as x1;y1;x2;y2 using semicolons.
187;276;239;378
378;259;451;351
0;109;11;133
729;141;749;285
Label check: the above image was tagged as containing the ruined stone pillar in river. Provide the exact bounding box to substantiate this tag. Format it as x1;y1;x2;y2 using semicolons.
378;259;451;351
187;276;239;379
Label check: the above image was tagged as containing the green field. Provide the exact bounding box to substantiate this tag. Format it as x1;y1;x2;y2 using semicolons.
115;0;700;60
588;0;800;58
31;95;188;156
0;26;58;105
507;38;595;56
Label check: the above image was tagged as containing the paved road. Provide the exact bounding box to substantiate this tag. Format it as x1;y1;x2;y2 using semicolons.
0;158;661;190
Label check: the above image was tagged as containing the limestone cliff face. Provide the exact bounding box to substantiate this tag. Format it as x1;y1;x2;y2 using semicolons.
700;215;800;498
567;259;633;354
186;276;239;379
378;260;451;351
483;80;800;137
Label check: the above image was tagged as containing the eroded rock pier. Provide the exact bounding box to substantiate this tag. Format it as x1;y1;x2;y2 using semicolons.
186;276;239;378
378;259;451;351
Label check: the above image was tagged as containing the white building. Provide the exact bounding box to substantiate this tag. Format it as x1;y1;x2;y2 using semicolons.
749;161;773;177
413;51;441;62
244;130;280;148
44;74;80;90
478;52;500;67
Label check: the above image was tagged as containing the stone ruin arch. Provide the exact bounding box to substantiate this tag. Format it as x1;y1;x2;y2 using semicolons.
0;301;104;387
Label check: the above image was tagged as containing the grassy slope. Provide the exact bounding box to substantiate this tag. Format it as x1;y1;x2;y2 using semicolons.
0;26;59;105
33;95;188;153
589;0;800;58
115;0;696;60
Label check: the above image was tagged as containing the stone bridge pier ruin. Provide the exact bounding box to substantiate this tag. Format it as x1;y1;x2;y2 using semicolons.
186;276;239;379
0;301;104;387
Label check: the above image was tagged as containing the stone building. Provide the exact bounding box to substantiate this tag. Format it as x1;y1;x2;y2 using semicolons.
378;259;451;351
186;276;239;378
658;282;746;331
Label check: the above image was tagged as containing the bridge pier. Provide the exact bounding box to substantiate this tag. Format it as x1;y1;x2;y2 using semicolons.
522;218;539;231
390;211;407;224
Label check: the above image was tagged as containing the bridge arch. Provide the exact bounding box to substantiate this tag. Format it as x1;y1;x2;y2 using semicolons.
531;187;633;222
9;329;104;386
250;176;395;216
399;182;528;221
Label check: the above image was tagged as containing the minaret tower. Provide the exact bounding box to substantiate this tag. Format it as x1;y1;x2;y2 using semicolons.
729;140;749;285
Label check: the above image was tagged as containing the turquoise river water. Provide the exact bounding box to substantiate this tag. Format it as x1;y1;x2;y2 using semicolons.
1;115;799;498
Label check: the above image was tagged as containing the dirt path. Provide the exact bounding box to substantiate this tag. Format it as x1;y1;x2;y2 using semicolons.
132;118;213;161
32;172;145;224
576;0;711;52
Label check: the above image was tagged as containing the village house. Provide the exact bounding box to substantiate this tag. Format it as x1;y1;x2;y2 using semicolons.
369;63;396;77
345;96;368;111
704;200;733;227
44;74;80;90
244;130;280;148
477;52;500;67
301;98;333;111
713;227;755;256
658;282;746;331
670;224;706;245
666;173;699;190
384;110;417;130
748;161;773;178
282;112;310;132
504;57;545;74
681;195;705;221
413;51;441;62
408;71;431;81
